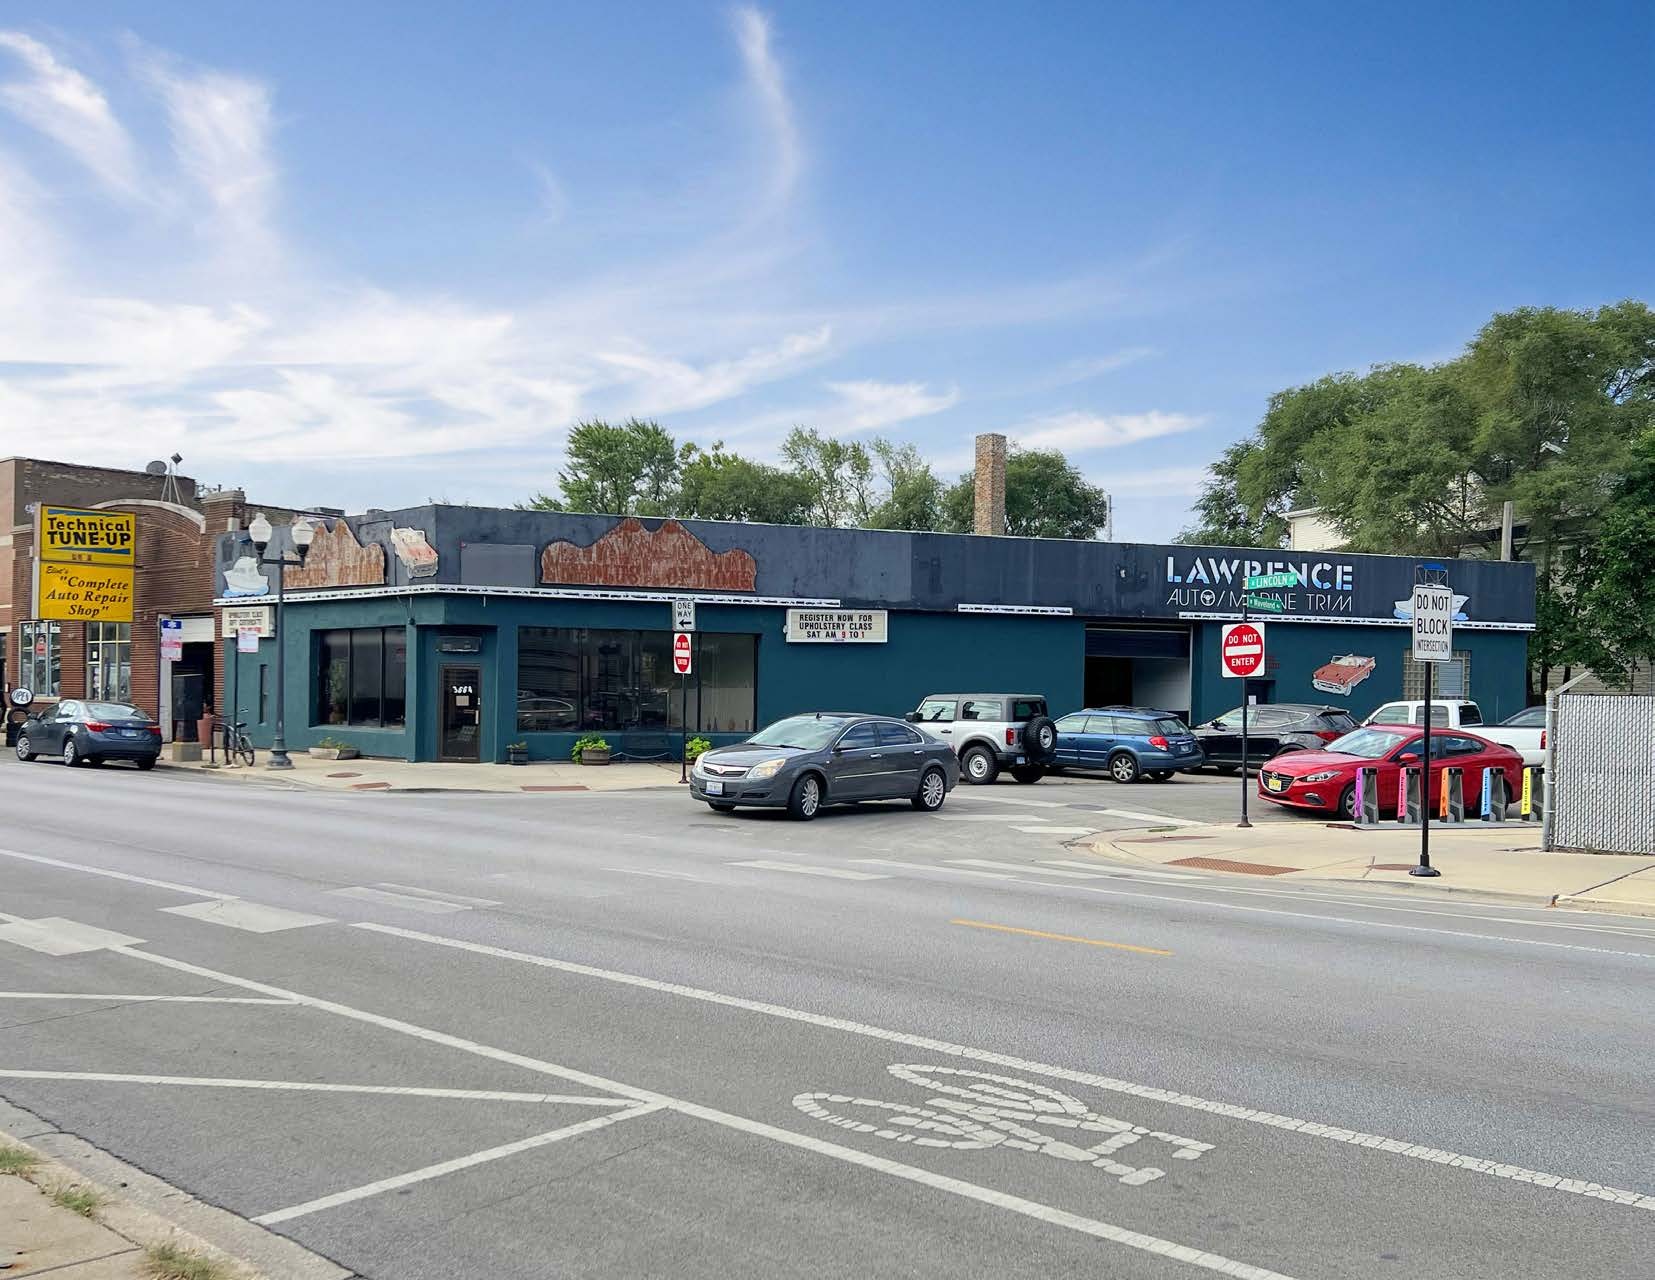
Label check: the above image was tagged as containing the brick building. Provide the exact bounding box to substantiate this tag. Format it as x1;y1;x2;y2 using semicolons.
3;457;289;741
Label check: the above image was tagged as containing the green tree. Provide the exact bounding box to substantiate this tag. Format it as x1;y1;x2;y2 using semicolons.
1573;426;1655;684
676;443;816;524
941;448;1112;539
551;418;681;515
866;440;944;531
780;427;876;526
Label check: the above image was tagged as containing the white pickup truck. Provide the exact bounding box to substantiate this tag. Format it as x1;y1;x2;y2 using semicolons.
1364;698;1544;765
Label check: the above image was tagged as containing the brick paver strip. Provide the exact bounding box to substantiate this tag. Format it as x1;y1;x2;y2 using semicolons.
327;771;362;778
1167;855;1299;876
350;782;392;790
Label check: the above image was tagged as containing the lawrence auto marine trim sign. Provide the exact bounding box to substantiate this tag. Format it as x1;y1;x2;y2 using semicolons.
785;608;889;643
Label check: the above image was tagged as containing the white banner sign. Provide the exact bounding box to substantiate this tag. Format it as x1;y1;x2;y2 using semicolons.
237;626;261;654
786;608;888;644
221;605;274;639
159;617;183;663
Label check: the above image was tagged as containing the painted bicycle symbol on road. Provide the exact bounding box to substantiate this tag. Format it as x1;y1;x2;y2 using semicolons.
794;1064;1213;1187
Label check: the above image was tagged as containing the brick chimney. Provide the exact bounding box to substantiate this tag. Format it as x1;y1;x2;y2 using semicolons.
973;433;1008;535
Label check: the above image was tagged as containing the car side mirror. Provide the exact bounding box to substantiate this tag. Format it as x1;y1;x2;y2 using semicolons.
1397;749;1421;761
904;711;919;723
832;744;847;754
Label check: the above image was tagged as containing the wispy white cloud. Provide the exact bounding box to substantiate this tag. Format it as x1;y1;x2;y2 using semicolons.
731;6;800;211
0;32;141;196
820;379;960;434
597;325;833;415
1015;409;1203;452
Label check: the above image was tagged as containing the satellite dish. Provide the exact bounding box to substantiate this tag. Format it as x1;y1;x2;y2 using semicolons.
144;460;167;475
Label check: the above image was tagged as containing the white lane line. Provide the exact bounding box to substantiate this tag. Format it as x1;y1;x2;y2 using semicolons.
1041;861;1201;881
0;847;234;899
937;813;1048;823
327;886;470;914
351;922;1655;1215
161;900;334;933
1012;826;1099;836
0;992;294;1005
373;883;502;907
0;1070;625;1106
1090;809;1205;828
606;867;714;882
252;1103;666;1226
0;918;145;955
108;944;1298;1277
731;860;891;881
950;860;1110;880
851;860;1017;880
951;795;1067;809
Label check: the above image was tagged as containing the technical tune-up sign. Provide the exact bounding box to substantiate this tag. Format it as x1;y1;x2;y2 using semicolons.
34;506;136;623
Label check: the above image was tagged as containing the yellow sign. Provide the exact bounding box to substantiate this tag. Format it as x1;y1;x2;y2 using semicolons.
34;562;134;623
37;506;136;566
1520;767;1533;816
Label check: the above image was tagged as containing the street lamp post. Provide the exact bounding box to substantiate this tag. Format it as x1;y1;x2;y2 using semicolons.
247;512;316;769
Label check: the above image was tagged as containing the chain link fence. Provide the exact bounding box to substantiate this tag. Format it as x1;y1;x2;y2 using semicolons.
1552;694;1655;854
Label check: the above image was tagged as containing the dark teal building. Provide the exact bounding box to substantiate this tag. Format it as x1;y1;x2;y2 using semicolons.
213;507;1537;763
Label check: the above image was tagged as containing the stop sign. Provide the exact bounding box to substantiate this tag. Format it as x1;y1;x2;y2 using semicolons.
1220;622;1265;678
672;631;692;676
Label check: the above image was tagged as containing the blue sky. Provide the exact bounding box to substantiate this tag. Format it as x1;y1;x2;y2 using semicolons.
1;2;1648;539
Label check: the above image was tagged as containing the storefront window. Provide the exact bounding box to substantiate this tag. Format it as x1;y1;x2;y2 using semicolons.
86;622;132;703
20;621;61;697
517;628;754;734
314;627;406;727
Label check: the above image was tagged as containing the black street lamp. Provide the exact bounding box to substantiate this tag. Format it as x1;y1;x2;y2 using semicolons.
247;512;316;769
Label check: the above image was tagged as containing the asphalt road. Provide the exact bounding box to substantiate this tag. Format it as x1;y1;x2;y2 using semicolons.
1;759;1651;1280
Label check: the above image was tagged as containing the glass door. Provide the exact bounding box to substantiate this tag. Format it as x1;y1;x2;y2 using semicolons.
440;666;483;762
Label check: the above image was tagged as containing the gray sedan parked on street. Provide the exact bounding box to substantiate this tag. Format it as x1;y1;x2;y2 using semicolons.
690;712;960;819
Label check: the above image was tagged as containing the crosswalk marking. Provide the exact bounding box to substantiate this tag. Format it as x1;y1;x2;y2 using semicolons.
850;860;1016;879
936;813;1048;823
328;886;472;914
373;883;501;907
731;860;890;881
951;794;1067;809
949;859;1110;880
1090;807;1204;828
161;900;333;933
0;918;146;955
1041;860;1201;880
1011;826;1098;836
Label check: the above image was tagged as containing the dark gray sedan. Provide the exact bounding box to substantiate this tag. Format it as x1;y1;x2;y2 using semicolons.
15;699;162;769
691;712;960;819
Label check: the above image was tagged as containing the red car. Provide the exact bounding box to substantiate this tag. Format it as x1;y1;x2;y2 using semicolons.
1258;724;1523;821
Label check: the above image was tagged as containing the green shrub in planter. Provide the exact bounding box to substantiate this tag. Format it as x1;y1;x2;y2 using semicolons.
685;736;712;763
571;735;611;764
506;741;528;765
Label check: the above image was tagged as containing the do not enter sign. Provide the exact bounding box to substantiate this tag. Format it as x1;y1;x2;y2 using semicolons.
673;631;692;676
1220;622;1265;679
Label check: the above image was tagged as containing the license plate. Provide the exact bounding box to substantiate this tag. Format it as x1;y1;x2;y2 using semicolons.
1267;776;1287;792
705;780;724;795
1015;756;1025;765
120;729;139;738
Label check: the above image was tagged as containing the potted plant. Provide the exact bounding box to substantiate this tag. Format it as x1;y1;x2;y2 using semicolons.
572;734;611;765
310;736;359;761
685;736;712;763
506;741;528;766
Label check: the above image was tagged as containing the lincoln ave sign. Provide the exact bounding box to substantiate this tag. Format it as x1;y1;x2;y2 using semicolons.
1411;585;1454;662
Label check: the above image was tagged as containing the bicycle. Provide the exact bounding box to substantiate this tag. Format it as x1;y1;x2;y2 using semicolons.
222;718;256;767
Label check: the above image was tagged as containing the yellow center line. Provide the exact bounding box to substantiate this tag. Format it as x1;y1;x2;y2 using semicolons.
950;919;1172;956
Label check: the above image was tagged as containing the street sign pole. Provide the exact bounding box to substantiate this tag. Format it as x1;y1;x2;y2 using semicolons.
1409;570;1452;878
1239;595;1250;828
680;676;689;785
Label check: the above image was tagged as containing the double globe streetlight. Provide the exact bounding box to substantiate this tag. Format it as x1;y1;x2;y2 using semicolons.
247;512;316;769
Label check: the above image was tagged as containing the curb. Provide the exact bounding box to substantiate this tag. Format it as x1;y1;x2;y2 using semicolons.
1553;895;1655;921
0;1098;351;1279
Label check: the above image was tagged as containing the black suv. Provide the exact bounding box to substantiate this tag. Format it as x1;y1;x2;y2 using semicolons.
1191;703;1357;772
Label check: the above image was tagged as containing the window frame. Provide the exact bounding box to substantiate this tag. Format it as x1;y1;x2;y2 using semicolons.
836;722;881;750
312;626;407;728
20;620;62;697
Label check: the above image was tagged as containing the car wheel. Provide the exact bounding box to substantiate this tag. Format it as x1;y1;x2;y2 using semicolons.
136;758;157;772
1338;785;1356;822
707;800;735;813
1022;716;1059;763
15;734;35;762
912;767;948;812
1108;752;1140;784
1147;770;1174;782
787;773;823;820
62;738;81;767
1010;766;1044;784
961;745;999;785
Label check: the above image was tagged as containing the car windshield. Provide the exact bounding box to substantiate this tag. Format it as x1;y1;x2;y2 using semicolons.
85;702;146;720
1327;727;1412;758
746;716;848;750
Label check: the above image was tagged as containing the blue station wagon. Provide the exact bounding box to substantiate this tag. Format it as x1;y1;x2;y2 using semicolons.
1051;707;1205;782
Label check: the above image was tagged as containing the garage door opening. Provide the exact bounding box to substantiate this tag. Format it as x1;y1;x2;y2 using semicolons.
1084;627;1191;721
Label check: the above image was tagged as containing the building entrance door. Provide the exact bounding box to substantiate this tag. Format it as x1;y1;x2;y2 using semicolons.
439;666;483;762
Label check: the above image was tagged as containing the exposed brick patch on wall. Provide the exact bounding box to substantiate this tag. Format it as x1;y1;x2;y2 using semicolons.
282;520;386;591
540;518;757;591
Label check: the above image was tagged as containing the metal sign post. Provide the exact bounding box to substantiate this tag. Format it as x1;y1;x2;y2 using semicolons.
1410;571;1454;877
673;631;693;783
1220;616;1267;828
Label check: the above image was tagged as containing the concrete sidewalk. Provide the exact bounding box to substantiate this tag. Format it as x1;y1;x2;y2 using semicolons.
157;750;685;794
1082;819;1655;916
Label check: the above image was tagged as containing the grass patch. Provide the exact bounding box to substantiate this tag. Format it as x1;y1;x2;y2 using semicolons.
0;1143;40;1174
144;1243;232;1280
51;1183;103;1217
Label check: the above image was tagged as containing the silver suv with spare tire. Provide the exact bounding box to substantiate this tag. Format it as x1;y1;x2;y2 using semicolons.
906;693;1058;785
